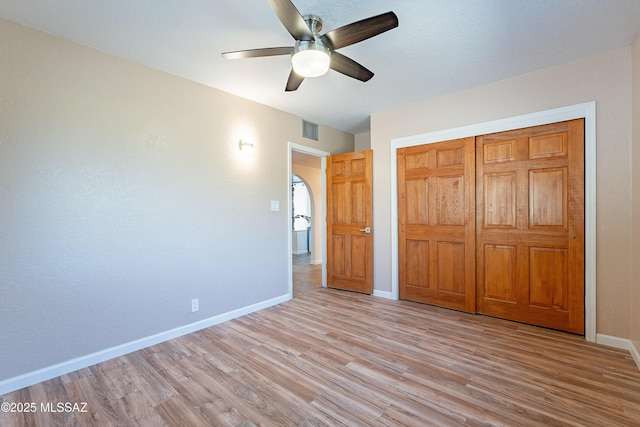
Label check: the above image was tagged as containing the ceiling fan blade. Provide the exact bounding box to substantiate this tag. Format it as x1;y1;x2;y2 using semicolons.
285;69;305;91
321;11;398;50
221;47;293;60
268;0;313;41
329;52;374;82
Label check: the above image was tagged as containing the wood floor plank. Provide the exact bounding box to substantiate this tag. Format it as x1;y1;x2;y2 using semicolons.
2;288;640;426
153;395;212;426
119;351;178;406
108;390;166;427
62;376;123;426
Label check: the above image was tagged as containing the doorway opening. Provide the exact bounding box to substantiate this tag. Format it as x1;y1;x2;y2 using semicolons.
288;143;330;299
292;174;320;297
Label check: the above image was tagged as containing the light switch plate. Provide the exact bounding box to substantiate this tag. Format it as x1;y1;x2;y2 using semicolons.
271;200;280;212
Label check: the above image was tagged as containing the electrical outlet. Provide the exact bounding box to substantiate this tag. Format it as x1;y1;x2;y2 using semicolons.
191;298;199;313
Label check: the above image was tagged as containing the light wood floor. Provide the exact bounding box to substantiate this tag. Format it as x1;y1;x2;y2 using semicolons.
2;288;640;426
293;253;322;298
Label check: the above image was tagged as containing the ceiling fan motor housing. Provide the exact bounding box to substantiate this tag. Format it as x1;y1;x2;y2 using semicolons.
292;39;331;77
292;15;330;77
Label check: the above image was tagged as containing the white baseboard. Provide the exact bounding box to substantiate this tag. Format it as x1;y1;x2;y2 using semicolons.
373;289;394;299
0;294;290;396
596;333;631;350
292;250;309;255
596;334;640;371
630;340;640;370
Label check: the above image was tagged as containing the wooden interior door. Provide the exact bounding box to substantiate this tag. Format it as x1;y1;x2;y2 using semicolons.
476;120;584;334
397;137;476;312
326;150;373;294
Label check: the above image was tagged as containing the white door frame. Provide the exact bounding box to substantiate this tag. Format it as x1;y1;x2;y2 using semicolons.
390;102;597;342
288;143;330;299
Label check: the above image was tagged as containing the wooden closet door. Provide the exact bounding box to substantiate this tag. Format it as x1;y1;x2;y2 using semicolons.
476;120;585;334
398;137;476;312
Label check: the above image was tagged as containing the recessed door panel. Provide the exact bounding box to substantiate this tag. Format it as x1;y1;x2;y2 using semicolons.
529;168;567;229
405;178;429;225
437;241;465;294
331;182;348;223
529;247;568;309
351;181;366;224
437;176;464;226
331;235;346;276
529;133;567;159
484;172;517;228
351;235;367;279
484;140;516;164
437;147;464;167
405;240;429;288
483;244;517;303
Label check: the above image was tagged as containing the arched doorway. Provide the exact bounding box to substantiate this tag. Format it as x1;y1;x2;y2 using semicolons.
292;175;312;255
291;174;322;297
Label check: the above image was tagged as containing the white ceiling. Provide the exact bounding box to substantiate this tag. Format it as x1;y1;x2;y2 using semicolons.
2;1;640;134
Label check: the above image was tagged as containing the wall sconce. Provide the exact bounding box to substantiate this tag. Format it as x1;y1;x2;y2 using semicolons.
239;138;254;154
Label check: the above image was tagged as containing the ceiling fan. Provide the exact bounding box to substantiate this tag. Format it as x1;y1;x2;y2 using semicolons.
221;0;398;91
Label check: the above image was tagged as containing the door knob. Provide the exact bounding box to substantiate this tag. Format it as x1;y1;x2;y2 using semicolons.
359;227;371;233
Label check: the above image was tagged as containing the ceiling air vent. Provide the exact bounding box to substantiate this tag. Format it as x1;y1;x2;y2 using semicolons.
302;120;318;141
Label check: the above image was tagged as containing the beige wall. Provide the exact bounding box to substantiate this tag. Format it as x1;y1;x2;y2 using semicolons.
632;32;640;358
372;48;633;339
355;132;372;151
0;18;353;388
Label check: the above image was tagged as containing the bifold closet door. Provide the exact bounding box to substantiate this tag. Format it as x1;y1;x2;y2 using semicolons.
476;120;585;334
397;137;476;313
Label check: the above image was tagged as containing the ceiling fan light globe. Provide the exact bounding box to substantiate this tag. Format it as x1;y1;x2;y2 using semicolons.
291;42;331;77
